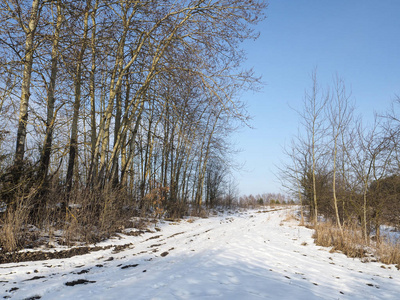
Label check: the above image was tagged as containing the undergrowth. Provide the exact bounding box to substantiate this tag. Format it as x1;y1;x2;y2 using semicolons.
0;182;203;254
312;221;400;268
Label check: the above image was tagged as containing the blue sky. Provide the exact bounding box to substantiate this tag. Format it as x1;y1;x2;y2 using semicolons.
233;0;400;196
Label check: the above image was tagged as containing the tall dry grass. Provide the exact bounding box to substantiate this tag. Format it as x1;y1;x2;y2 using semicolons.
375;240;400;267
0;195;33;252
312;222;366;258
0;183;136;252
313;221;400;268
61;185;133;245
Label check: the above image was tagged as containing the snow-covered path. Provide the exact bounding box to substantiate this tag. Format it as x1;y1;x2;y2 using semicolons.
1;207;399;299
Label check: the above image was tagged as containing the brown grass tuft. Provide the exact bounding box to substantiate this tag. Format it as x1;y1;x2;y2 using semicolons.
313;222;366;258
313;221;400;265
283;212;297;223
0;196;34;252
375;240;400;266
61;185;133;245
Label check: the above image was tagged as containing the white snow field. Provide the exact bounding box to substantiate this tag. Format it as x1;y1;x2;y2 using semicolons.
1;207;399;299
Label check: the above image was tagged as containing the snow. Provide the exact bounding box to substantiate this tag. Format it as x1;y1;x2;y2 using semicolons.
380;225;400;245
1;207;400;299
0;202;6;213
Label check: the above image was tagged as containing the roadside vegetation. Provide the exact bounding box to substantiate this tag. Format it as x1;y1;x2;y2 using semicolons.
279;71;400;268
0;0;267;254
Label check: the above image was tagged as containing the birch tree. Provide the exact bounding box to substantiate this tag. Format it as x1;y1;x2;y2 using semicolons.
38;0;63;182
8;0;43;177
298;71;329;225
327;76;354;234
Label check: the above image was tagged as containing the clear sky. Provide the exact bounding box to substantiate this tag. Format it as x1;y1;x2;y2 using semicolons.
233;0;400;196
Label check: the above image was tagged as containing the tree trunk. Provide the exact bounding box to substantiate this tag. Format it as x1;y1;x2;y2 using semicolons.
89;0;99;180
332;138;343;235
39;0;63;181
14;0;41;177
66;3;90;192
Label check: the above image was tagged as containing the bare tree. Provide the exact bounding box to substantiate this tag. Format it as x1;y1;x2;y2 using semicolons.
327;75;354;234
298;70;329;225
38;0;64;182
345;117;389;242
278;136;308;224
0;0;267;228
9;0;43;177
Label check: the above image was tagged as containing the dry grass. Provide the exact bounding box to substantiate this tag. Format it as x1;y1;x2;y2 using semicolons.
313;221;400;267
375;240;400;268
167;202;190;219
0;196;33;252
313;222;366;258
190;207;209;218
61;185;132;245
1;178;213;254
283;212;297;223
0;184;136;252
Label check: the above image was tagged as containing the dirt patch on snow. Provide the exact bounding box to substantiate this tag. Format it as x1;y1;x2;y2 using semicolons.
0;245;112;264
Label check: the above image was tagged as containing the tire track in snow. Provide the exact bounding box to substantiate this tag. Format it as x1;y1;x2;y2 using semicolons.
2;208;400;299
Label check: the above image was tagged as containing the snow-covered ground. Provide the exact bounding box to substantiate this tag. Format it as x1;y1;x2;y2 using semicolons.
381;225;400;245
1;207;399;299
